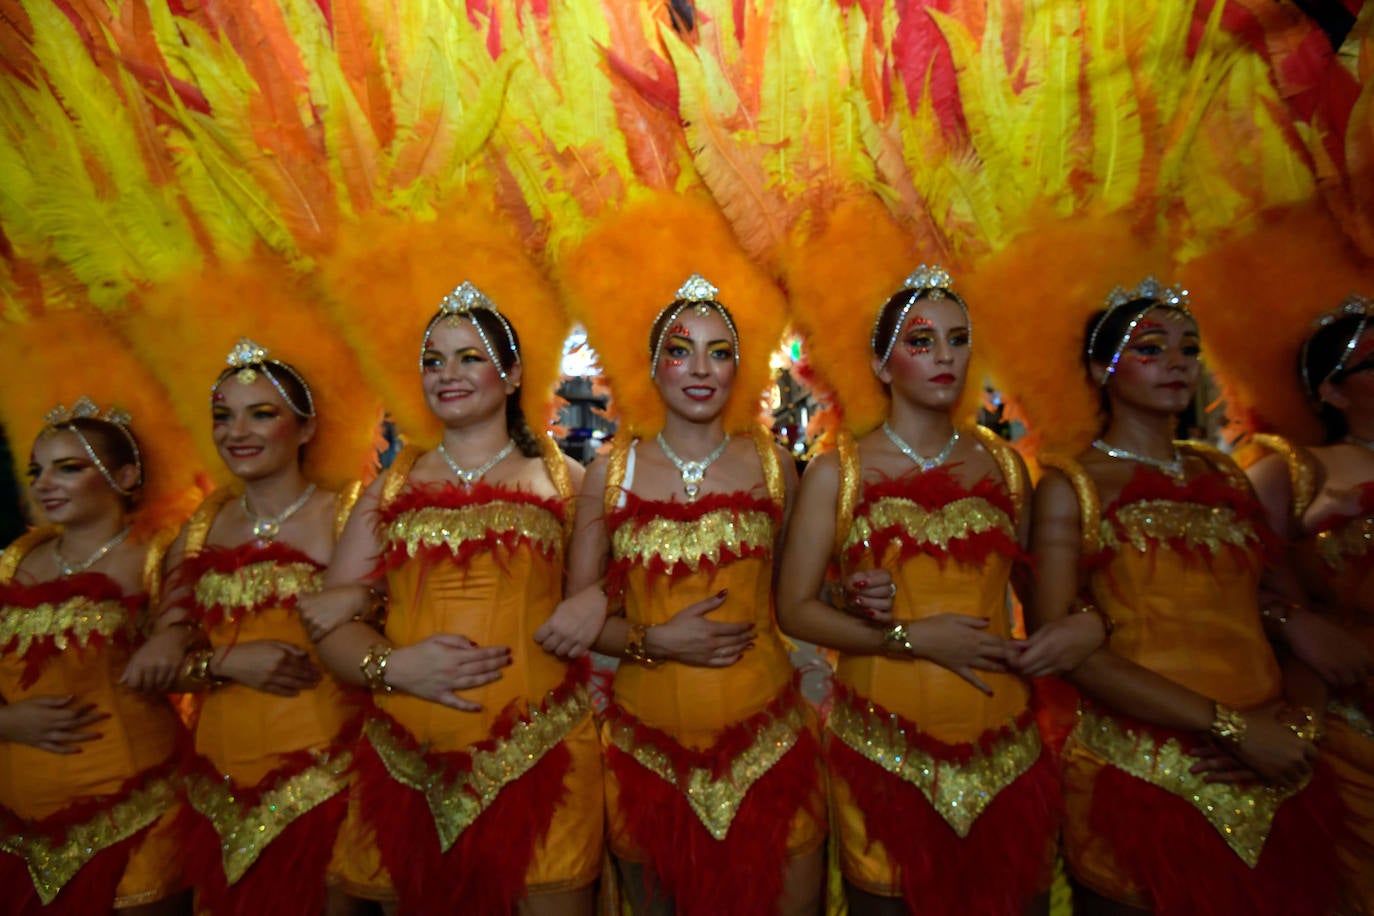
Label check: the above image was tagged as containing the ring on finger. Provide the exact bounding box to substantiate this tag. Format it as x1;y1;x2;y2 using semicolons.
887;583;897;598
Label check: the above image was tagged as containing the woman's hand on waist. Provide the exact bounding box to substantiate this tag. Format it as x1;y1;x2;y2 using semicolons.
643;590;755;668
385;634;512;712
299;584;383;643
0;695;108;755
907;614;1016;696
213;640;322;697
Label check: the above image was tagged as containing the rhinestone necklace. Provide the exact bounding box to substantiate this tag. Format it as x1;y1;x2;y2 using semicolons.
1091;439;1186;480
53;525;131;577
1345;434;1374;452
882;422;959;472
438;439;515;487
242;483;317;541
657;433;730;502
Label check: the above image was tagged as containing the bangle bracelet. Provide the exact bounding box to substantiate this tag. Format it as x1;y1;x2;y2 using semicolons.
1282;705;1324;743
1209;702;1247;749
1073;600;1115;638
356;586;387;624
624;623;661;668
881;622;917;658
181;647;225;689
360;643;394;694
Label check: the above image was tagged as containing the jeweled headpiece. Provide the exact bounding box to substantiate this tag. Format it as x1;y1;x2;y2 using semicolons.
420;280;521;379
212;337;316;417
1087;276;1193;388
871;264;971;375
1300;293;1373;401
42;396;144;496
649;273;741;379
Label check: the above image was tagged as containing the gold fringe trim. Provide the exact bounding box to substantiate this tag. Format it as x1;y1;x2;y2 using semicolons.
364;686;589;852
1315;517;1374;571
2;776;176;905
601;703;808;841
611;507;775;573
1073;708;1305;867
842;496;1016;556
382;502;564;561
1102;501;1261;555
827;702;1041;838
193;562;322;615
186;752;351;884
0;597;133;653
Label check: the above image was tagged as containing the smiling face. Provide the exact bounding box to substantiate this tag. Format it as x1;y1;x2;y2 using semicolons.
420;318;520;428
211;373;315;481
1097;307;1202;416
652;308;737;423
874;296;971;411
28;429;127;526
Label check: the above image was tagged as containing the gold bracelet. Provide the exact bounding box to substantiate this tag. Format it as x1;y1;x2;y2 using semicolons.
881;622;917;658
1260;601;1300;629
1209;702;1247;749
1073;600;1115;638
623;623;661;668
181;648;225;689
1282;705;1324;743
359;643;395;694
355;586;388;624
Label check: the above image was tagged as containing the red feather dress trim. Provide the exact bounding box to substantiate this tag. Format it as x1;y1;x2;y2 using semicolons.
1087;747;1342;915
0;573;141;688
351;664;588;915
172;542;321;631
825;685;1061;915
603;490;781;598
602;681;823;916
0;760;182;916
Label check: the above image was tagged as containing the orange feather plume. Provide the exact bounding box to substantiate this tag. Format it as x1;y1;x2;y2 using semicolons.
556;192;787;436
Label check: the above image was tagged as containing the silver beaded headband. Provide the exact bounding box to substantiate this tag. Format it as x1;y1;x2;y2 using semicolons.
1086;276;1193;388
649;273;741;379
870;264;971;375
42;396;144;496
1300;293;1373;402
212;338;316;418
420;281;521;379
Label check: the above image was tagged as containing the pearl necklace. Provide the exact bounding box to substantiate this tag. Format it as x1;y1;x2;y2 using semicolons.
52;526;131;577
242;483;317;541
1091;439;1186;480
657;433;730;501
438;440;515;487
882;423;959;472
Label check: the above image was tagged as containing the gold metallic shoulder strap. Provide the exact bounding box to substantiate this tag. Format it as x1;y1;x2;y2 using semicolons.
1037;453;1101;555
539;434;574;502
142;527;178;608
380;446;422;510
969;425;1027;523
602;434;633;519
184;488;237;557
0;526;58;585
334;480;364;542
752;426;785;509
1249;434;1319;523
835;430;860;555
1178;441;1250;493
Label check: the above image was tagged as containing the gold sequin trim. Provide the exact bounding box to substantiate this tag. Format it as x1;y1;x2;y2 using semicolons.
827;702;1041;838
334;481;363;542
186;752;351;884
2;775;175;905
364;686;589;852
611;507;775;572
1315;517;1374;571
835;431;861;555
193;561;322;613
379;447;422;509
1074;708;1304;867
0;597;133;653
602;703;807;840
185;489;236;555
752;425;785;509
970;425;1027;521
1327;698;1374;741
1101;501;1260;556
383;502;564;560
843;496;1016;556
1250;434;1319;525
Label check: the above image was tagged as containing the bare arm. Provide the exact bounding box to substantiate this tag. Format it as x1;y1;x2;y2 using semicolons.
535;457;612;659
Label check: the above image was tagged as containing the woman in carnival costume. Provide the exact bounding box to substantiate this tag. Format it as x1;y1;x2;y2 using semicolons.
1024;278;1341;914
311;282;602;915
776;265;1060;916
547;272;824;916
1245;294;1374;915
0;399;187;915
122;340;362;916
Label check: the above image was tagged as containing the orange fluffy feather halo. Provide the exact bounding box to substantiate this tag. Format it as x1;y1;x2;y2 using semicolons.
314;204;568;447
556;192;788;437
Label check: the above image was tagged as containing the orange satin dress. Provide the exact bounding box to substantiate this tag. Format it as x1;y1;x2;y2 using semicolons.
600;429;824;916
331;441;602;915
1253;434;1374;914
0;527;184;914
1046;445;1340;915
176;485;359;916
827;427;1058;915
